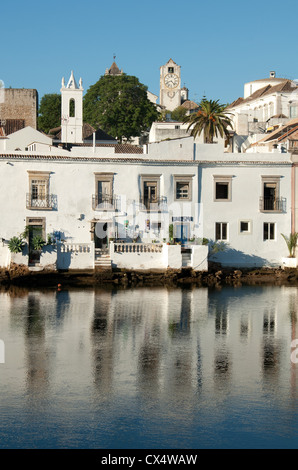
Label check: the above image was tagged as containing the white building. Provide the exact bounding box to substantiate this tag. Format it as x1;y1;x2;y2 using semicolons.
0;135;292;271
228;72;298;152
0;71;293;272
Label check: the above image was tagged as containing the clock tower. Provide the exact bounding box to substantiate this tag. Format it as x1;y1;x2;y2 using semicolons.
160;59;181;111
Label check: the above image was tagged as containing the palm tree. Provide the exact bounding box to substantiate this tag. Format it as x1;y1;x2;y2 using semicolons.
281;232;298;258
183;98;233;143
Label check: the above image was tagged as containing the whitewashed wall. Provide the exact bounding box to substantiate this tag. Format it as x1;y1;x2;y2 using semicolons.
199;160;292;267
0;144;293;270
0;156;200;244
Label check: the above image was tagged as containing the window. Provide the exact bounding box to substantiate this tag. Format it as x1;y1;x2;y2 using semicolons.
69;98;75;118
176;182;189;199
260;176;283;211
168;67;174;73
27;171;52;209
93;172;115;209
174;175;193;201
214;175;232;201
215;222;228;241
239;220;252;234
140;174;162;210
263;222;275;240
216;182;229;199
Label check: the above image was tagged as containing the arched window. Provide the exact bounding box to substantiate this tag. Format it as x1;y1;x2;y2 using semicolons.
69;98;75;118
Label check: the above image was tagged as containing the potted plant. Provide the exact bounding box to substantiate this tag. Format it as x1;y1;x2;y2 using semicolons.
281;232;298;268
168;224;174;245
32;235;46;251
8;236;26;253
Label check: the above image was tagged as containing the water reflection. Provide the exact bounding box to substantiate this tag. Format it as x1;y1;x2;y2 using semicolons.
0;285;297;448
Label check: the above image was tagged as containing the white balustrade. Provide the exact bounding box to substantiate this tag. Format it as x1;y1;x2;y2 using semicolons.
60;243;91;254
113;243;163;254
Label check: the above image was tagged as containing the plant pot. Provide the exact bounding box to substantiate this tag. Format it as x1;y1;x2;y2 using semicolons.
282;257;297;268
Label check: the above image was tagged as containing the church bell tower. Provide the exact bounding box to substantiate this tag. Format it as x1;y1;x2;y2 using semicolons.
61;70;83;144
160;59;181;111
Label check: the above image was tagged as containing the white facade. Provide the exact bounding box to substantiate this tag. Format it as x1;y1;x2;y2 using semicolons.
61;71;83;144
0;126;52;152
148;121;226;146
160;59;181;111
243;73;286;99
0;136;292;270
228;73;298;148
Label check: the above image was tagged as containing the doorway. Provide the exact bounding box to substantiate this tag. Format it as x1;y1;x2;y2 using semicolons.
28;224;43;265
175;223;189;246
92;221;109;255
26;218;46;266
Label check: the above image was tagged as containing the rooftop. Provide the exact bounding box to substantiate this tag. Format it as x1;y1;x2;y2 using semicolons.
228;79;297;109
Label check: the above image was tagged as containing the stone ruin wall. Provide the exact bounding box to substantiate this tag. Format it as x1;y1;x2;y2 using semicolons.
0;89;38;131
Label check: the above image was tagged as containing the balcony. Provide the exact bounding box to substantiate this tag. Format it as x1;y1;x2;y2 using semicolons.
92;193;120;211
139;196;167;211
26;193;55;210
259;197;286;212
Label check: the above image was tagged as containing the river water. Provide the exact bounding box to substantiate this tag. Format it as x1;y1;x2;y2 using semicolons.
0;284;297;449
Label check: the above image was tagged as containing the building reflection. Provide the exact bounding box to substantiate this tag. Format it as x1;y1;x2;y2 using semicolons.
91;289;114;398
2;283;297;410
24;294;49;395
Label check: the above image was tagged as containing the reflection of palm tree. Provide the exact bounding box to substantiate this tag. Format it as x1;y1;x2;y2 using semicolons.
183;98;233;143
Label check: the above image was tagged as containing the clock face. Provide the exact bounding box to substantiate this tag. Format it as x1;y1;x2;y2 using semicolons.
164;73;179;89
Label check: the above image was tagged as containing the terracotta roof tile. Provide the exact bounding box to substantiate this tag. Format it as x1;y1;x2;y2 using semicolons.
228;80;297;109
114;144;143;154
180;100;199;110
252;118;298;145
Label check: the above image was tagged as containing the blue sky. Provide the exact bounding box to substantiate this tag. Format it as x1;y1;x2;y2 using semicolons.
2;0;298;106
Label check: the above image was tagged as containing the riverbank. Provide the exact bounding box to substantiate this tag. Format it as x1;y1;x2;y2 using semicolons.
1;262;298;289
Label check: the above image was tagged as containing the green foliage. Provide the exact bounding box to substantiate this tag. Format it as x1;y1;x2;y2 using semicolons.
183;98;233;143
168;224;174;242
83;74;159;142
157;109;172;122
281;232;298;257
208;239;228;255
22;225;31;239
47;234;55;245
171;105;188;122
32;236;46;251
38;93;61;134
8;236;26;253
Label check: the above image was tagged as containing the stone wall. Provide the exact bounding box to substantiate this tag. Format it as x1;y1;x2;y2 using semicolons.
0;89;38;131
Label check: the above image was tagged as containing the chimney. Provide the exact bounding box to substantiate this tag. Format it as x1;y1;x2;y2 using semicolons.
270;71;276;78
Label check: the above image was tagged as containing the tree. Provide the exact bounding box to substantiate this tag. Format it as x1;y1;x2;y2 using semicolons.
83;74;159;142
171;105;188;122
183;98;233;143
38;94;61;134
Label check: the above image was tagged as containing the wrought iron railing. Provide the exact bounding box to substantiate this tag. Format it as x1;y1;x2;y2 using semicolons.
259;197;286;212
139;196;167;211
92;193;120;211
26;193;54;210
